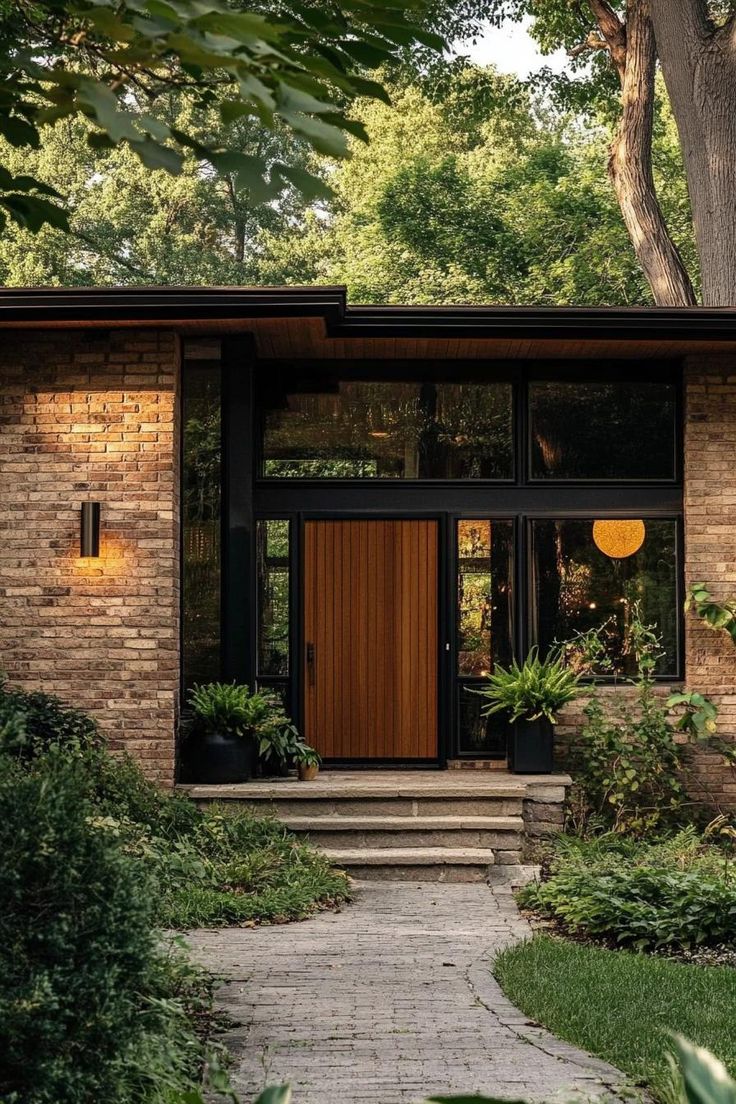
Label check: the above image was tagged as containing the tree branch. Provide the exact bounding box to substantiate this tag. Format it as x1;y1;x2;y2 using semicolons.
608;0;697;304
569;31;610;59
71;228;155;281
587;0;628;80
650;0;710;44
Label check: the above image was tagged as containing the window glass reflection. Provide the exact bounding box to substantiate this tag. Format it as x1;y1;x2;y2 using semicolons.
257;520;290;676
457;520;513;676
458;685;508;758
182;349;221;689
262;379;513;479
531;518;678;676
530;381;676;480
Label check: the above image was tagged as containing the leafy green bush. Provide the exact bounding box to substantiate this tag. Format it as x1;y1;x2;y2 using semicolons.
518;831;736;950
0;752;208;1104
0;677;102;760
566;609;694;835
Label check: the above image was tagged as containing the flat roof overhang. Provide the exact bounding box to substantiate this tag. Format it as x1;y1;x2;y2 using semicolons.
2;285;736;359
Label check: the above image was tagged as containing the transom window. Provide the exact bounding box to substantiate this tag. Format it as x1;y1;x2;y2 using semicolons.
260;375;514;479
258;367;678;484
529;380;677;480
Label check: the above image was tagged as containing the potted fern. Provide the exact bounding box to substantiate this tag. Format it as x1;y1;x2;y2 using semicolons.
186;682;268;784
475;648;581;773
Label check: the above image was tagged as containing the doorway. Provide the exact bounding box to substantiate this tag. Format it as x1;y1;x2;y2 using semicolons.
302;519;439;761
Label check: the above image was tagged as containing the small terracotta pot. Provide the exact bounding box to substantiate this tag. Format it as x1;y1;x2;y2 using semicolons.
298;763;319;781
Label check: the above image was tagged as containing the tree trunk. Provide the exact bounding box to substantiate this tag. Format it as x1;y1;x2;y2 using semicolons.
608;0;697;305
650;0;736;305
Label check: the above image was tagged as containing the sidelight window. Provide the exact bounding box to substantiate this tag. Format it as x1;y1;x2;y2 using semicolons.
257;519;291;677
182;343;222;690
456;519;514;755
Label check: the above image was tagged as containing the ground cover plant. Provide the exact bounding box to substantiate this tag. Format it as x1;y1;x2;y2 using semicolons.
494;936;736;1103
517;829;736;952
0;679;349;929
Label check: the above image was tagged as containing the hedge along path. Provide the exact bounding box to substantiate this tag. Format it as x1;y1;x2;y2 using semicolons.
186;881;625;1103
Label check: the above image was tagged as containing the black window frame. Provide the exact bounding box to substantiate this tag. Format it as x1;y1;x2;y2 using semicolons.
180;348;684;770
526;514;684;683
525;366;681;485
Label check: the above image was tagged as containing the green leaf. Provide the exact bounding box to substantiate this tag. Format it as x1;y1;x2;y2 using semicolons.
253;1087;292;1104
273;163;333;200
278;112;350;157
671;1034;736;1104
1;193;69;232
129;138;183;174
0;114;40;148
193;10;283;43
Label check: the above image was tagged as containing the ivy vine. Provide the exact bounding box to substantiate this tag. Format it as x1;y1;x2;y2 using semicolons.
686;584;736;645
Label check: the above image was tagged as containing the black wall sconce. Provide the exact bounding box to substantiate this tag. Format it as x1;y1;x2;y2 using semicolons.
80;502;101;558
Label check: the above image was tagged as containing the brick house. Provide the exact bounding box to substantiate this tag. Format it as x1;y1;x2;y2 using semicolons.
1;286;734;803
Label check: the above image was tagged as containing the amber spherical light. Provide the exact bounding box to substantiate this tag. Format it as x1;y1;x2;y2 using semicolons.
592;519;645;559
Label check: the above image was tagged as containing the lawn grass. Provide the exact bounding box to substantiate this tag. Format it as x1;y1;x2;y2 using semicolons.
494;935;736;1102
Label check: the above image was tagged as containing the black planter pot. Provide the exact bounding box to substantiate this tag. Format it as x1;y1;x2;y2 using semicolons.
509;717;554;774
187;730;258;784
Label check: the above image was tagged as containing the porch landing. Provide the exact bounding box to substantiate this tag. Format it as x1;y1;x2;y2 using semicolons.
184;771;571;882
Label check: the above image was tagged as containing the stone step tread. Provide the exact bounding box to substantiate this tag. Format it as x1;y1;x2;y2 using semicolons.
185;781;554;800
323;847;496;866
282;814;523;831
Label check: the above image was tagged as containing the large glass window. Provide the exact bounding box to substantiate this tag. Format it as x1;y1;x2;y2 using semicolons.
456;519;514;755
182;344;222;689
261;378;513;479
529;380;677;480
531;518;678;677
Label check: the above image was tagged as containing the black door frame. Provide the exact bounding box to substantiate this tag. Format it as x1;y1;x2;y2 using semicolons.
217;344;685;768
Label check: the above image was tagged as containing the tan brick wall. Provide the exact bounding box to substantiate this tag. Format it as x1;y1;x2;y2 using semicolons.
682;354;736;806
0;329;180;784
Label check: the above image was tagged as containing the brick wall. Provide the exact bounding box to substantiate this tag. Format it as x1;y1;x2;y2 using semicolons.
0;329;180;784
682;354;736;806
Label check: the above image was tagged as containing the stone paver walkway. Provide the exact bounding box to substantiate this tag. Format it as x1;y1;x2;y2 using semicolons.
187;882;624;1104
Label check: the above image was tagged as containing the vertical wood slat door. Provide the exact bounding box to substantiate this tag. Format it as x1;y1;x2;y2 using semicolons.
303;519;438;760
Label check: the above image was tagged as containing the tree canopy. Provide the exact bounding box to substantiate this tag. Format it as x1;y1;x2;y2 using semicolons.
0;60;695;306
0;0;441;233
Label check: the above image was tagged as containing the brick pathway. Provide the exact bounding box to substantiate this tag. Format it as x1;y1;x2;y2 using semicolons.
187;882;624;1103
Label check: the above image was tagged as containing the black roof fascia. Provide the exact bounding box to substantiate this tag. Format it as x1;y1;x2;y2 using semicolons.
336;304;736;342
0;286;347;325
1;286;736;342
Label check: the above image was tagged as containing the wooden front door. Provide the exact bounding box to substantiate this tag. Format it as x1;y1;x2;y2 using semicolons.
303;519;438;760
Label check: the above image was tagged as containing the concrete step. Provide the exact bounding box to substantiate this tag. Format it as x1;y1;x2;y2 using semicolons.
182;771;571;881
189;790;524;819
323;846;496;883
281;813;523;851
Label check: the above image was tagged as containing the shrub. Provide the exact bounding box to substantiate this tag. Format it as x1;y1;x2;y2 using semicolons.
0;752;204;1104
566;608;689;835
574;676;685;835
0;677;102;760
518;831;736;951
